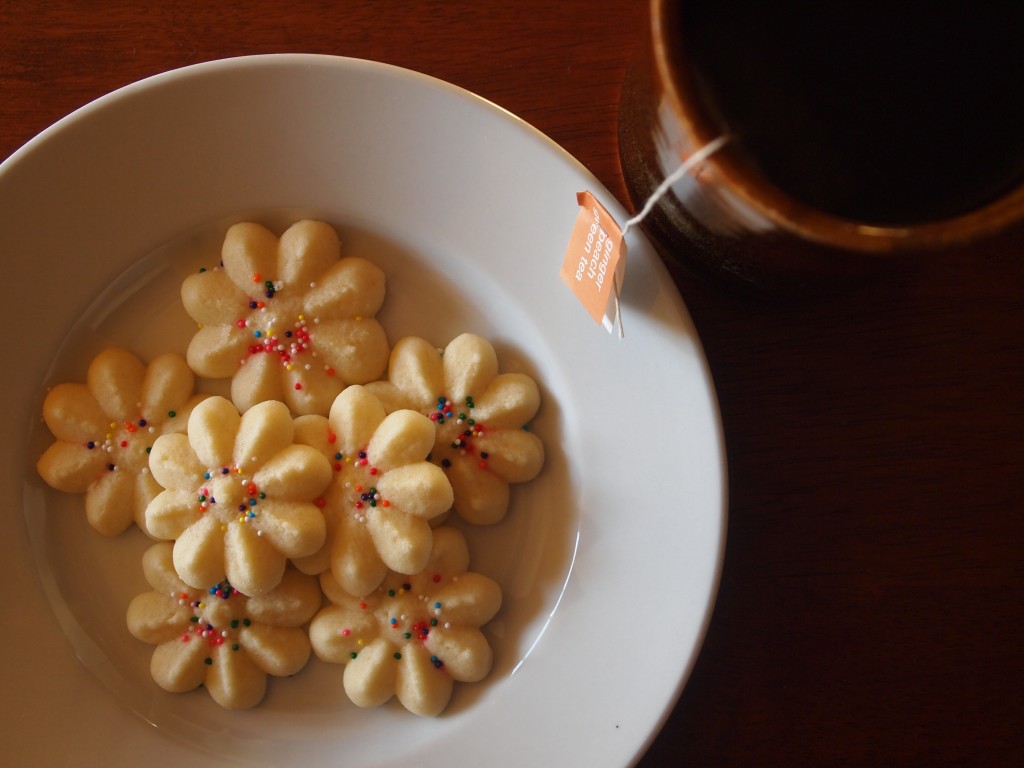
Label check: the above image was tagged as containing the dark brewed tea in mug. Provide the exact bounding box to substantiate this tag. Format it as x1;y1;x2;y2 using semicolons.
677;2;1024;225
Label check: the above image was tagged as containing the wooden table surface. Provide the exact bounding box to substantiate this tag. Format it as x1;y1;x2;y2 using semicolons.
3;2;1021;766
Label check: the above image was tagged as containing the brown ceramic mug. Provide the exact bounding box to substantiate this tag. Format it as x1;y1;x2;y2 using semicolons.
618;0;1024;291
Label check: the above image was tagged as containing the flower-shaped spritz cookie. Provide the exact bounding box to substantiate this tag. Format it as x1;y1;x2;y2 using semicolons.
182;220;389;415
127;542;321;709
365;333;544;525
309;526;501;716
145;395;332;595
36;348;205;536
292;385;454;597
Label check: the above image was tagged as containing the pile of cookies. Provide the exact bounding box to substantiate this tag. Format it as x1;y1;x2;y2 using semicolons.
35;220;545;715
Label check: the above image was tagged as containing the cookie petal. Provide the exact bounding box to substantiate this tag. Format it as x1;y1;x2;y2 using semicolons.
239;623;311;677
448;459;510;525
231;353;283;413
424;625;493;682
253;444;332;499
256;499;327;559
329;385;386;454
366;410;435;472
127;591;191;645
383;336;444;411
281;364;346;416
173;513;227;588
330;513;389;597
245;568;323;627
87;348;145;422
475;429;545;483
470;372;541;427
181;268;248;325
134;470;164;532
84;467;136;536
375;463;453;520
149;432;203;491
431;572;502;627
277;219;341;287
309;602;380;662
395;642;454;717
304;256;386;320
224;521;286;595
42;383;108;442
138;353;196;422
145;488;199;540
187;324;249;379
234;399;293;470
366;503;433;576
150;634;209;693
362;380;411;413
188;396;240;469
442;334;499;404
314;318;389;385
343;638;398;709
36;441;106;493
141;541;190;594
204;641;268;709
221;222;280;293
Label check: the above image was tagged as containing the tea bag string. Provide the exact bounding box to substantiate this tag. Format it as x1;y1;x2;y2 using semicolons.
620;134;732;238
610;134;730;339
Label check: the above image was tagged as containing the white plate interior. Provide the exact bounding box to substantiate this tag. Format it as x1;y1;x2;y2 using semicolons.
1;55;726;767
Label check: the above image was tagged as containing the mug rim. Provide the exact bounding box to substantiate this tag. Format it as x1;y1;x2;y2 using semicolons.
651;0;1024;254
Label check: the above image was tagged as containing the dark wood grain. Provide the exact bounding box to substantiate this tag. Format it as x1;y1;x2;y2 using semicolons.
3;2;1022;766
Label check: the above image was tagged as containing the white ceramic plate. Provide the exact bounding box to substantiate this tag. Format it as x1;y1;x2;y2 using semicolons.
0;55;726;767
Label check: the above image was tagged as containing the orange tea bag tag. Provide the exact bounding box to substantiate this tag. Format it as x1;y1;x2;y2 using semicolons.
560;190;627;335
557;136;730;336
